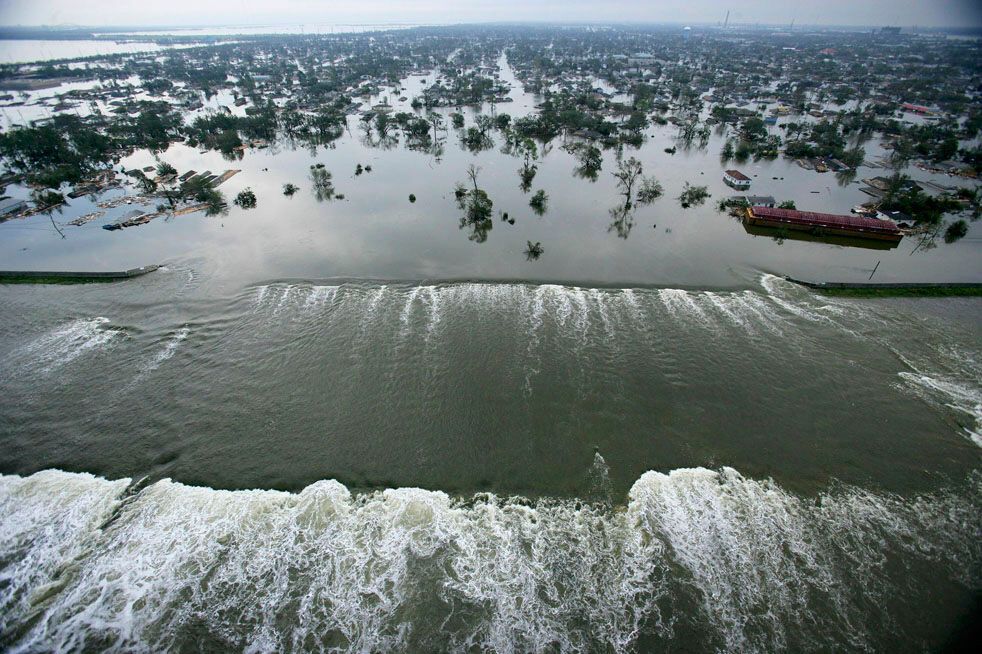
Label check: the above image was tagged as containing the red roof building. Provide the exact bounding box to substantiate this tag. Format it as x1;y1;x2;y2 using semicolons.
746;206;903;242
901;102;932;115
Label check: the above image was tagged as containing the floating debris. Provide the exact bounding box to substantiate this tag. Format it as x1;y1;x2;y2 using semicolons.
170;203;211;217
97;195;153;209
211;169;241;187
67;211;106;227
102;210;164;230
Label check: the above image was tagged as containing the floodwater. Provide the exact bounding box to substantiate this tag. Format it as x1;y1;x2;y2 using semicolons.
110;24;425;37
1;51;981;653
2;54;980;287
0;39;171;64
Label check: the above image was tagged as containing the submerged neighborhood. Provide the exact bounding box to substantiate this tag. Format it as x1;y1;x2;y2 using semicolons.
1;6;982;653
0;22;979;261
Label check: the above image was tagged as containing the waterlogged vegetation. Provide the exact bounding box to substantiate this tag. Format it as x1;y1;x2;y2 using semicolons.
456;165;494;243
233;188;257;209
309;164;337;202
0;24;979;277
678;183;710;208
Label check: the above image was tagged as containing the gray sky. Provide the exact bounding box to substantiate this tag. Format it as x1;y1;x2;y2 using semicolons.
0;0;980;29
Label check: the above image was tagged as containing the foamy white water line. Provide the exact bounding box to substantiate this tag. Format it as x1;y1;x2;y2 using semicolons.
1;467;978;652
1;317;124;377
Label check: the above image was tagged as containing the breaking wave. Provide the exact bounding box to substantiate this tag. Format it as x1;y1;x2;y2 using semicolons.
1;467;978;653
243;274;872;344
900;373;982;448
2;318;123;376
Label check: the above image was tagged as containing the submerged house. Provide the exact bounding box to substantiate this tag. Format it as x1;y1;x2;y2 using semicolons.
0;198;26;218
731;195;776;208
744;206;902;242
901;102;932;115
723;169;752;190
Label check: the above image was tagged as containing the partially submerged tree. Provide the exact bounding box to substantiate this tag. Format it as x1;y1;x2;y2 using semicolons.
944;219;968;243
636;177;664;205
310;164;336;201
155;160;177;178
133;171;158;195
31;189;64;211
606;157;663;238
529;189;548;215
678;183;710;209
456;165;493;243
525;241;544;260
613;157;644;207
613;157;662;208
879;173;960;225
566;142;602;181
234;188;257;209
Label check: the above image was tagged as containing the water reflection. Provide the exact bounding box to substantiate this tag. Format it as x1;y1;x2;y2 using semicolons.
456;165;494;243
309;164;337;202
0;46;976;286
564;142;602;182
605;157;664;239
742;223;900;251
607;202;634;239
529;189;548;216
524;240;543;260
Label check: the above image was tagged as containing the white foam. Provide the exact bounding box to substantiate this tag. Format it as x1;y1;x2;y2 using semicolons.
399;286;422;335
141;327;190;374
272;285;295;315
569;287;591;337
732;291;785;334
656;288;711;328
899;372;982;447
619;289;645;323
703;291;754;332
758;273;871;334
302;285;340;311
254;285;270;306
364;285;388;318
422;286;442;339
244;282;855;348
590;288;615;338
0;470;130;638
1;468;977;652
9;318;123;374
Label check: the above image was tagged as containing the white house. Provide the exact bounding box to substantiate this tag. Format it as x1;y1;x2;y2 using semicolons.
723;169;751;190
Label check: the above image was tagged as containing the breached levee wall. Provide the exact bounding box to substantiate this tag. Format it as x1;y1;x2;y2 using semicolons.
1;467;979;652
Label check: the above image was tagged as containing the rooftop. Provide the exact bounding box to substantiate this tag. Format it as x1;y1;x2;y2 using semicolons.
751;206;901;235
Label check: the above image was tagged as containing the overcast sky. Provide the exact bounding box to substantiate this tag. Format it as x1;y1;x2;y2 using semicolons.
0;0;980;29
